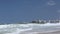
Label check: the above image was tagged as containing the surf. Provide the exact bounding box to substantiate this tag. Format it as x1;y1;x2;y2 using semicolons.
0;23;60;34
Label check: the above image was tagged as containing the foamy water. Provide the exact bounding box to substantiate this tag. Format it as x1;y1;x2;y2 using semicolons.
0;23;60;34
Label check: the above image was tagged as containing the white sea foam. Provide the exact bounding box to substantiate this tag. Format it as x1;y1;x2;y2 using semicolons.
0;23;60;34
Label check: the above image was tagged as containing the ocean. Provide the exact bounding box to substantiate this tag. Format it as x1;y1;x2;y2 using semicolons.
0;23;60;34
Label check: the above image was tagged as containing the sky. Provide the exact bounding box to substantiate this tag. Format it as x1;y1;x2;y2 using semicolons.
0;0;60;24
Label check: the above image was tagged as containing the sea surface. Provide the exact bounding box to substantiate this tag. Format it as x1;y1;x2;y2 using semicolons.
0;23;60;34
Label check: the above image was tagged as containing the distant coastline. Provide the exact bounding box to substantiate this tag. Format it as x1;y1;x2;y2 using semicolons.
0;19;60;25
30;20;60;24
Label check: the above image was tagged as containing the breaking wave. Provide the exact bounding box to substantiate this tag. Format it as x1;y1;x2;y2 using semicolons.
0;23;60;34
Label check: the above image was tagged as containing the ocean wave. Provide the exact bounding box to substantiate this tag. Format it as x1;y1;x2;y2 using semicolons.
0;23;60;34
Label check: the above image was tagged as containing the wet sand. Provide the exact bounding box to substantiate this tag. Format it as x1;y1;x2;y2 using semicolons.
38;31;60;34
20;30;60;34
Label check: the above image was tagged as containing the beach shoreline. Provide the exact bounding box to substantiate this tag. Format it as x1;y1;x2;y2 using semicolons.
20;30;60;34
37;31;60;34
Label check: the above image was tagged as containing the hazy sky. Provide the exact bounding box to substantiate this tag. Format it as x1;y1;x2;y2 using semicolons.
0;0;60;23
